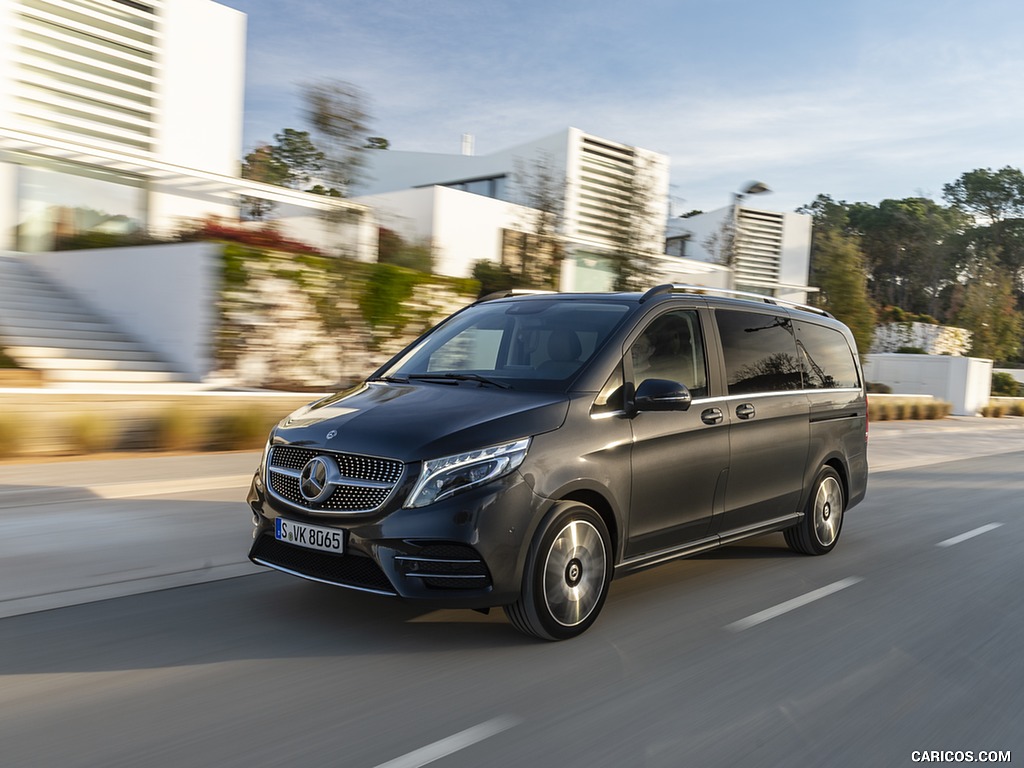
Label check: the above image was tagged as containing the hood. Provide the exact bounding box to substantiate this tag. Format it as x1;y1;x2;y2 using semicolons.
272;381;570;461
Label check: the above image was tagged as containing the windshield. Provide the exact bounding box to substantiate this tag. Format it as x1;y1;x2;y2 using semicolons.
377;299;632;389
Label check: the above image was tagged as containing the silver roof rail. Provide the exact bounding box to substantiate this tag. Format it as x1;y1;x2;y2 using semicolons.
476;288;558;303
640;284;832;318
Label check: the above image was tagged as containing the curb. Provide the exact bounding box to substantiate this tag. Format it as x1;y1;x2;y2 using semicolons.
0;474;253;509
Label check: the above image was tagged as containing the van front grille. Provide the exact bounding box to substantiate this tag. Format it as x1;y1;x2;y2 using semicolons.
267;445;404;513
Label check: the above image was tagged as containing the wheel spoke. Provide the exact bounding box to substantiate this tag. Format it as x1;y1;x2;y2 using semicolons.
542;519;607;627
813;476;843;546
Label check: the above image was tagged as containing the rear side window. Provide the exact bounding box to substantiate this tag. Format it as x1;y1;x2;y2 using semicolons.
795;322;861;389
716;309;801;394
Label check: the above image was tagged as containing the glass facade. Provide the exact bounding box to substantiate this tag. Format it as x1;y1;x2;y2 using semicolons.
15;158;146;251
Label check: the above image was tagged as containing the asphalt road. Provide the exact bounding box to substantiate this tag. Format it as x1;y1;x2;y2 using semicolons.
0;419;1022;767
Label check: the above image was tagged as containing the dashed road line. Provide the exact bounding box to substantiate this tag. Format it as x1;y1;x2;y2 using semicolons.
373;716;521;768
727;577;864;632
937;523;1003;548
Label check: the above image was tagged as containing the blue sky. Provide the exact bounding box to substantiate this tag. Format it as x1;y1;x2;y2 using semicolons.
221;0;1024;214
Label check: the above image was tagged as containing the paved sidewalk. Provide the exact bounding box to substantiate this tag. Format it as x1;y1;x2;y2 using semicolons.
2;416;1023;509
867;415;1024;472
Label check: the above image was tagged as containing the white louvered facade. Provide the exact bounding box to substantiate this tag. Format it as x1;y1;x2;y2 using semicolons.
734;207;785;291
9;0;161;154
664;204;812;302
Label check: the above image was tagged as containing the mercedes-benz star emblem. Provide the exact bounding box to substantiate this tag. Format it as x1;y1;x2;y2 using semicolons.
299;456;333;503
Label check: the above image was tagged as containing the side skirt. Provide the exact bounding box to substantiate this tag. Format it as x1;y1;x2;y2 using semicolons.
615;513;803;577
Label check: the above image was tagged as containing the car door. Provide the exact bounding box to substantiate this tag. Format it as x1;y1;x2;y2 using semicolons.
625;307;730;558
712;307;809;534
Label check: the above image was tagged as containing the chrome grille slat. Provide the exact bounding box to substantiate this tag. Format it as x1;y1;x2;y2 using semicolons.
267;445;404;513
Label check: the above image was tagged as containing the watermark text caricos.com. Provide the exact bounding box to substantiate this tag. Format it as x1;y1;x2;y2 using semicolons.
911;752;1011;763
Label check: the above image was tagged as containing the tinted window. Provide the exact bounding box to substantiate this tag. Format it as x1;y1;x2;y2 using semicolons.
381;299;631;387
716;309;801;394
796;322;860;389
629;310;708;397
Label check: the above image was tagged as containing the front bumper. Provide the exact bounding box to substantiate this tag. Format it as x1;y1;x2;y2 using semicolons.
247;468;544;609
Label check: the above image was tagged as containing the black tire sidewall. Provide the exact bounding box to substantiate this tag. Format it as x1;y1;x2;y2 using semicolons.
524;502;612;640
808;466;844;554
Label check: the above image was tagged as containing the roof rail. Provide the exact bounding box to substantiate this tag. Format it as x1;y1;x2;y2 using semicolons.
476;288;557;303
640;284;832;318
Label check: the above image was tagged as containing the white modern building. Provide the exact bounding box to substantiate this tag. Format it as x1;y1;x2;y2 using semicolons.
0;0;371;256
354;127;672;290
665;204;813;302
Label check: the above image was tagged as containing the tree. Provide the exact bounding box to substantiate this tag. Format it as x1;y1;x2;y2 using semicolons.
240;144;288;220
809;229;877;356
942;167;1024;225
944;167;1024;294
847;197;964;317
365;137;390;150
701;214;736;267
270;129;325;190
605;154;663;291
377;228;433;273
953;260;1023;362
302;79;372;196
503;151;566;289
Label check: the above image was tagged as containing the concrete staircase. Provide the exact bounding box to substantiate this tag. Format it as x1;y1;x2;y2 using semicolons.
0;254;186;387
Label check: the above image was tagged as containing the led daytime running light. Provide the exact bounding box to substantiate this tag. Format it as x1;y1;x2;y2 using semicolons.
406;437;531;508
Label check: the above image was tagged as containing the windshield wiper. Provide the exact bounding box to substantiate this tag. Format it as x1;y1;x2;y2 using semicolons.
406;373;511;389
368;375;409;383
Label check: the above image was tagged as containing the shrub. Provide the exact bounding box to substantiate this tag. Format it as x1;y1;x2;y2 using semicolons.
0;414;25;458
0;347;20;369
67;412;118;454
207;409;274;451
153;406;206;452
870;400;892;421
991;372;1022;397
866;382;892;394
982;403;1006;418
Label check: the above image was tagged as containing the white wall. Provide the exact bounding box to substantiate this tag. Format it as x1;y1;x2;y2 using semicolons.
0;164;15;251
0;1;12;125
355;186;532;278
665;207;729;262
863;353;993;416
777;211;812;299
28;243;220;380
159;0;246;176
431;187;533;277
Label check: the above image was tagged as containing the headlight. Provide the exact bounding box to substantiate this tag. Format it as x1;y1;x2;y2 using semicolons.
405;437;531;508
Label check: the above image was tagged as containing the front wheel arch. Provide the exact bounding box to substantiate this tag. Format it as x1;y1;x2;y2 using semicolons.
504;500;613;641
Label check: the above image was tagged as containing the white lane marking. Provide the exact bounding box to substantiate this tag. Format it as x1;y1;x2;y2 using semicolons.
727;577;864;632
373;716;521;768
936;523;1003;548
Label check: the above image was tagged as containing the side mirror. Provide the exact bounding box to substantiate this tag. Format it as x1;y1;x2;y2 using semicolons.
634;378;692;412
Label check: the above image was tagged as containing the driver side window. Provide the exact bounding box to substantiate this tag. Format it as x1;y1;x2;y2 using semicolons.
629;310;707;398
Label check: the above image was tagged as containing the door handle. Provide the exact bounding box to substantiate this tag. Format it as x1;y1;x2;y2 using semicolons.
736;403;756;420
701;407;723;425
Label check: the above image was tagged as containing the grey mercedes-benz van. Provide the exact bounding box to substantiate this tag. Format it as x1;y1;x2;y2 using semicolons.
247;284;868;640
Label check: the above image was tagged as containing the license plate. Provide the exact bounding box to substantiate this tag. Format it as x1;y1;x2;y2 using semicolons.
275;517;346;554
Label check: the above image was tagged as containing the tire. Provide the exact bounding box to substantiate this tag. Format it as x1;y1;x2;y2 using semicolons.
785;466;845;555
504;501;612;641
